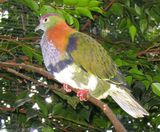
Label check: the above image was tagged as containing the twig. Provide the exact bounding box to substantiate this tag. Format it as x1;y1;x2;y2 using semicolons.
0;73;14;80
148;58;160;62
0;62;127;131
0;35;39;41
137;49;160;57
0;62;53;79
1;66;63;93
20;13;26;36
0;106;26;113
0;0;7;3
137;43;160;57
2;67;47;87
80;0;116;31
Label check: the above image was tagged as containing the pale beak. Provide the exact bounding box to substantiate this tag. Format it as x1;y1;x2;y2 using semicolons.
35;25;41;32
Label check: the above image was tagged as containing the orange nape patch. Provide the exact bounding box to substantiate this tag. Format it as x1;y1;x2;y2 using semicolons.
46;21;76;52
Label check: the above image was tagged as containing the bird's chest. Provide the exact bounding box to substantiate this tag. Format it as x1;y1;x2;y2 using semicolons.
41;39;59;68
40;35;71;73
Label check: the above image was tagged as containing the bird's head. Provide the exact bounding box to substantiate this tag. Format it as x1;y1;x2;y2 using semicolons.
35;13;64;32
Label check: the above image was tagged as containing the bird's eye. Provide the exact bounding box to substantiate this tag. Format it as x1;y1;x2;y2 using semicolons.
44;18;48;23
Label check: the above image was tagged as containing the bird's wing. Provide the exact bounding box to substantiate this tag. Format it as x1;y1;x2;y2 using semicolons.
67;32;126;85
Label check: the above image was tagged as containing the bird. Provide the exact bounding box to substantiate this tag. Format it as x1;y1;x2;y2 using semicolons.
35;13;149;118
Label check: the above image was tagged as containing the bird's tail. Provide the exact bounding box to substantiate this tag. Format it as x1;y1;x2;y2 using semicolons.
108;84;149;118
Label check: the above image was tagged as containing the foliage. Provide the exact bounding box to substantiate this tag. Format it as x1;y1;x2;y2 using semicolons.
0;0;160;131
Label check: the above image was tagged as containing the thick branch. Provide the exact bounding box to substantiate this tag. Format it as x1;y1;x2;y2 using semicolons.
0;62;126;131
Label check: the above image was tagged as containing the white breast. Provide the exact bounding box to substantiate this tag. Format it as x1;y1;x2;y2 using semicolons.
54;63;98;91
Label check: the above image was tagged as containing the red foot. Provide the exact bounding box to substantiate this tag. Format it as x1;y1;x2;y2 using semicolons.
77;89;89;101
63;84;72;93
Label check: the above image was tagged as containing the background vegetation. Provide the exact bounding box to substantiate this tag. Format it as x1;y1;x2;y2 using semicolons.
0;0;160;131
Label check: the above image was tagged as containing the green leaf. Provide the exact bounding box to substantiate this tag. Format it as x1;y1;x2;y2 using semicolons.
126;18;131;28
52;103;88;125
153;74;160;82
33;52;43;64
89;0;101;7
39;5;56;16
16;91;29;100
77;0;90;7
125;0;130;7
22;45;42;63
52;103;64;115
110;3;123;15
152;83;160;96
73;17;80;30
0;92;16;101
139;19;147;33
135;4;141;15
125;76;133;86
152;116;160;125
26;109;38;121
63;0;78;5
17;114;27;125
54;91;80;109
119;18;127;30
54;0;63;5
67;96;80;109
34;96;48;117
129;68;144;75
129;25;137;42
149;8;160;22
42;126;54;132
92;115;109;128
142;80;150;90
146;74;152;82
22;46;33;60
19;0;39;12
115;58;129;67
127;7;137;16
79;108;91;122
115;58;123;67
62;11;74;25
76;7;93;19
90;7;103;14
15;97;31;108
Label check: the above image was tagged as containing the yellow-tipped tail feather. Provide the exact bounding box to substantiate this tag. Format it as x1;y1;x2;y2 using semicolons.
108;84;149;118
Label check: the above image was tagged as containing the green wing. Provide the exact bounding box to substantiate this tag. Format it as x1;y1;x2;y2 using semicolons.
68;32;125;85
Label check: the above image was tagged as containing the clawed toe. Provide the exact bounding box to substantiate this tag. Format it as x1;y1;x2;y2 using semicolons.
77;89;89;101
63;84;72;93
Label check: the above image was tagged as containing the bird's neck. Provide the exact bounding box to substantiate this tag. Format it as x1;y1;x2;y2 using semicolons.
46;21;76;53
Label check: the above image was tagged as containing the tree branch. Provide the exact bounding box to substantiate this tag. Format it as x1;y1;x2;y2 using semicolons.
0;61;127;132
0;35;39;41
1;66;63;93
137;49;160;57
148;58;160;62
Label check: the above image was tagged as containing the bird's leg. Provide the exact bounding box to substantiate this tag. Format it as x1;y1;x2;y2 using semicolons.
63;83;72;92
77;89;89;101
